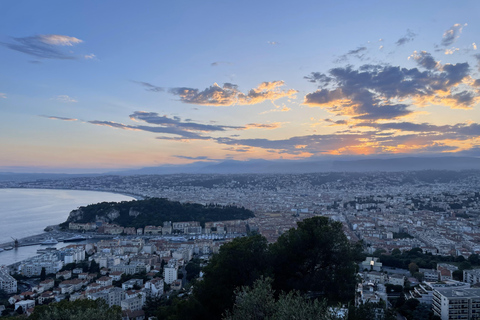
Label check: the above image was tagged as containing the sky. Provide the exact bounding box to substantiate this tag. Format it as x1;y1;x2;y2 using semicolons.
1;0;480;173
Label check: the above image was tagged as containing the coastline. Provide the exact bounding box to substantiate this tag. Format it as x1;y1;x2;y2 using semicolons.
0;188;139;266
0;186;144;201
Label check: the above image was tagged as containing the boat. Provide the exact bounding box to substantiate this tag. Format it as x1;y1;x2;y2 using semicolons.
3;246;13;250
40;238;58;245
63;235;87;242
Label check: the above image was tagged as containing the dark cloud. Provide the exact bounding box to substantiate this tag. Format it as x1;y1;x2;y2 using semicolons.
86;111;280;142
441;23;464;47
304;61;475;119
132;81;164;92
129;111;242;131
396;30;416;46
336;47;368;62
356;121;480;138
347;47;367;55
410;51;437;70
2;34;83;59
173;155;221;161
324;119;348;125
169;81;296;106
211;61;233;67
215;133;368;154
42;115;78;121
474;54;480;72
89;120;211;140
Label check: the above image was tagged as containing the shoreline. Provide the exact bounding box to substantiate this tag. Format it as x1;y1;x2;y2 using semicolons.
0;186;144;201
0;188;141;262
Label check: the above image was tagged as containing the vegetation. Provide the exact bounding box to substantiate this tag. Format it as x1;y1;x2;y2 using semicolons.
60;197;254;228
148;216;362;320
223;277;343;320
28;299;121;320
375;248;480;270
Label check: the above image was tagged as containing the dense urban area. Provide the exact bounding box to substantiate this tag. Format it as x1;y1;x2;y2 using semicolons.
1;170;480;319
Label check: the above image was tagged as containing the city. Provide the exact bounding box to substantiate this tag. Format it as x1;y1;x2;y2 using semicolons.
1;170;480;319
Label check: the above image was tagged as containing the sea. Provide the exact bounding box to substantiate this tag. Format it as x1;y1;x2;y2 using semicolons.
0;188;134;266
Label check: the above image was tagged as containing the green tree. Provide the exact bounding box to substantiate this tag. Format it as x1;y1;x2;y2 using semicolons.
270;216;361;303
193;234;270;320
223;277;342;320
40;267;46;281
29;299;121;320
89;259;100;274
391;248;401;255
468;254;480;265
452;270;463;281
408;262;419;276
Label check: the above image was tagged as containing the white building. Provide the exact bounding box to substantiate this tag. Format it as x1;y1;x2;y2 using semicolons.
164;264;178;285
0;267;17;294
121;296;143;311
464;269;480;285
433;288;480;320
145;278;164;297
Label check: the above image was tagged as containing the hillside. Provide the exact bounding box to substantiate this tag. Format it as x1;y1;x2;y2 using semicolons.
60;197;254;229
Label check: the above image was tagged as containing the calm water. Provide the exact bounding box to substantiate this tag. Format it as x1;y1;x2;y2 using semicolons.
0;188;134;265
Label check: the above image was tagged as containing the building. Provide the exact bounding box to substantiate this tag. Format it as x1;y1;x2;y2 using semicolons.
419;268;440;282
432;287;480;320
0;267;17;294
361;257;383;271
15;300;35;312
464;269;480;285
121;296;143;311
164;264;178;285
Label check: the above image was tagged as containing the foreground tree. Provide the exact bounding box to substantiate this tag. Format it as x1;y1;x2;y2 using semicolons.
193;234;270;319
223;277;343;320
29;299;121;320
270;216;361;303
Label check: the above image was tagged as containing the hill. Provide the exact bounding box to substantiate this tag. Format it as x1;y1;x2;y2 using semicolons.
60;197;254;229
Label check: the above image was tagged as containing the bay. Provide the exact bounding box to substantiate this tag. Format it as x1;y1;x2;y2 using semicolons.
0;188;134;265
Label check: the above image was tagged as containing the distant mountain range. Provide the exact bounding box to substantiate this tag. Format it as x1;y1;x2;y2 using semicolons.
110;156;480;175
1;156;479;180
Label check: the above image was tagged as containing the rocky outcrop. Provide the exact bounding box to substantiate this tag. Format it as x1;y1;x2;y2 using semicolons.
129;208;142;217
67;209;84;222
106;209;120;221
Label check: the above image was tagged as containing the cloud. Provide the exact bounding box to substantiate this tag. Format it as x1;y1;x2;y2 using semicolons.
169;81;297;106
89;120;211;140
324;118;348;126
215;133;369;155
2;34;86;59
173;155;222;161
244;122;282;129
304;61;477;120
54;95;77;103
132;81;164;92
441;23;465;47
85;111;281;142
84;54;96;60
396;30;416;46
211;61;233;67
444;47;459;55
336;47;368;62
37;34;82;46
267;41;279;45
0;93;6;99
42;115;78;121
129;111;242;131
409;51;438;69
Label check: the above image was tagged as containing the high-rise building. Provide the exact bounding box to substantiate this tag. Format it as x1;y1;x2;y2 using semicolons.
433;288;480;320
